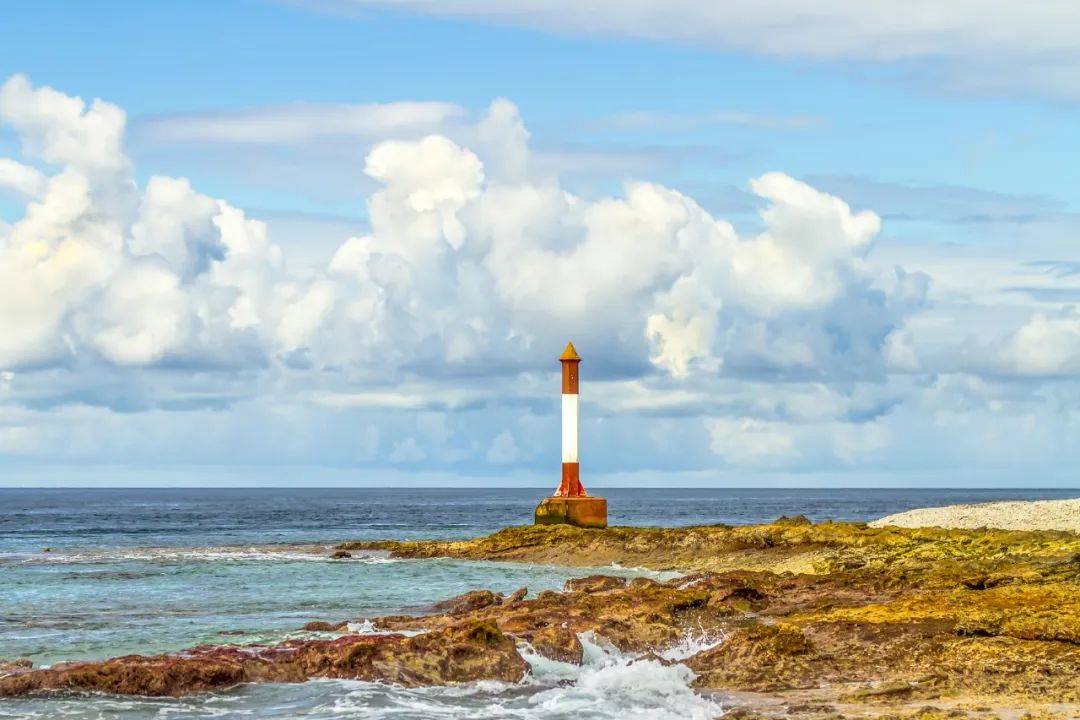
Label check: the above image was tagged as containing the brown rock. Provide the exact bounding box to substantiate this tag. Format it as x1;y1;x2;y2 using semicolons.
329;550;352;559
505;587;528;604
431;589;503;614
564;574;627;593
0;621;527;698
526;625;584;664
0;659;31;676
302;620;348;632
688;624;814;691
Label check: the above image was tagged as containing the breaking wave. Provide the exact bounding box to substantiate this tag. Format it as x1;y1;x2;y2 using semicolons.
1;631;726;719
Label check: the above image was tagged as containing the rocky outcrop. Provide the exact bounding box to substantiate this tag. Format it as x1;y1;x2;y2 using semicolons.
341;520;1080;715
0;621;526;697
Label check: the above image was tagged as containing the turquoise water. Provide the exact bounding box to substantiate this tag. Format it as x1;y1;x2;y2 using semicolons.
4;547;660;666
1;487;1073;719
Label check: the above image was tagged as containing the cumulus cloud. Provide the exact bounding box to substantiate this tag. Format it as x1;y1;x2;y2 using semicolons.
1000;310;1080;376
0;74;127;173
2;73;1077;481
0;158;46;198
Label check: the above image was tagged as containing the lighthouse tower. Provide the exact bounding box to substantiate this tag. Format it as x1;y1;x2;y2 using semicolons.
534;342;608;528
557;341;584;497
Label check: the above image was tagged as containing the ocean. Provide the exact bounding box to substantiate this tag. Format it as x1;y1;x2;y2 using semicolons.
0;487;1074;719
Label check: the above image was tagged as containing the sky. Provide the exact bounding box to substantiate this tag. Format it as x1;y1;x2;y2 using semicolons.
0;1;1078;487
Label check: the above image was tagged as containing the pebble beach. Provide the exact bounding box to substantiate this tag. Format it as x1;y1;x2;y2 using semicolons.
871;497;1080;533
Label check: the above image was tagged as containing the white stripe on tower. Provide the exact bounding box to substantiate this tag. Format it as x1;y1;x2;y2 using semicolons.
562;393;578;463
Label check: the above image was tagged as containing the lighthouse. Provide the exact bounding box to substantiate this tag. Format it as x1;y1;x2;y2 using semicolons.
534;342;608;528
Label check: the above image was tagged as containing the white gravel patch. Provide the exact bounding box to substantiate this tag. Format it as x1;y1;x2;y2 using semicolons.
871;498;1080;533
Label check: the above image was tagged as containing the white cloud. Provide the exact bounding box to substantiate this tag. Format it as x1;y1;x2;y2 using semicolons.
705;417;796;465
140;101;466;144
0;74;926;401
0;158;46;198
486;429;519;463
340;0;1080;100
1000;310;1080;377
2;74;1079;481
389;437;426;463
0;74;127;172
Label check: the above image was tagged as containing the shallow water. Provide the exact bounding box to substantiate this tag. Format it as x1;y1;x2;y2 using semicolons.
1;487;1073;719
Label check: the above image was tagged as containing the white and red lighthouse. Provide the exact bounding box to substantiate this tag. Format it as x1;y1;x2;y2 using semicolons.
535;342;607;528
557;341;584;497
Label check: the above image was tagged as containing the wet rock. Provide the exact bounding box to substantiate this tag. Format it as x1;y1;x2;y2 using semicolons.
432;589;503;614
775;515;813;526
302;620;348;632
628;576;661;590
563;574;627;593
0;659;31;677
505;587;528;604
525;625;583;664
708;584;769;614
0;620;526;698
688;624;814;692
329;550;352;560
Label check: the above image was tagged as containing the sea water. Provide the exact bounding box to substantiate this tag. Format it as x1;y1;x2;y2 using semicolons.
0;487;1072;719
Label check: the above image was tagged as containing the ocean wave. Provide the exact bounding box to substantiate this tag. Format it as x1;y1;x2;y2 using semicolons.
513;631;725;719
345;619;428;637
2;545;402;566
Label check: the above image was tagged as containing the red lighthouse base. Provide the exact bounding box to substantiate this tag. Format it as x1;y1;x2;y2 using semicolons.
534;496;607;529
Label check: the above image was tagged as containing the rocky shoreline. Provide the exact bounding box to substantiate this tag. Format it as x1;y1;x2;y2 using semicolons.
3;518;1079;720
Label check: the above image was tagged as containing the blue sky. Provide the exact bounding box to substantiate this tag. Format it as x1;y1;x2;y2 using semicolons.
1;1;1078;486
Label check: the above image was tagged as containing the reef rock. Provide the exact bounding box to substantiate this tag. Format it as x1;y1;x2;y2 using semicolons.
564;574;627;593
0;621;526;698
342;519;1080;716
0;658;31;677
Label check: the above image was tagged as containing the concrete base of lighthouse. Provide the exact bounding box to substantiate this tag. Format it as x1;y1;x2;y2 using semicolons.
534;496;607;529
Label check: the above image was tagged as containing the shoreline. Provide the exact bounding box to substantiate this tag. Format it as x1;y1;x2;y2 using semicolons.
4;517;1079;720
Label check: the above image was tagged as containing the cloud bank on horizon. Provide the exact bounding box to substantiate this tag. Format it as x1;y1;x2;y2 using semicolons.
0;72;1077;486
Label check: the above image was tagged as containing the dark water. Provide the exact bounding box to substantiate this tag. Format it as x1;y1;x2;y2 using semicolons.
0;487;1074;720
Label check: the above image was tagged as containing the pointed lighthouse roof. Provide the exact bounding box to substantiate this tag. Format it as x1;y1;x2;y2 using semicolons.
560;341;581;361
